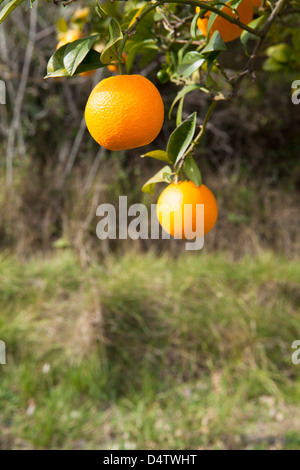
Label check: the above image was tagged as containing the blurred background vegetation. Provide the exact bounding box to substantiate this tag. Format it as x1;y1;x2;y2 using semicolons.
0;0;300;450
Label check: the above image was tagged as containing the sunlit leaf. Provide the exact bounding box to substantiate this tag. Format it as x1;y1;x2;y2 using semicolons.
141;150;171;163
0;0;24;24
142;166;173;194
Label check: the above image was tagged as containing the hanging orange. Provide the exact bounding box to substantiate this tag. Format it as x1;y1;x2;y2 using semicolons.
85;75;164;151
156;181;218;239
196;0;253;43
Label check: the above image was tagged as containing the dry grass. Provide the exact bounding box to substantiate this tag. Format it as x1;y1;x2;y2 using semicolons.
1;250;300;449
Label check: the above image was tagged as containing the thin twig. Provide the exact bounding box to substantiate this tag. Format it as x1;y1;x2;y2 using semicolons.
58;71;104;186
83;147;105;194
5;3;37;186
0;23;26;156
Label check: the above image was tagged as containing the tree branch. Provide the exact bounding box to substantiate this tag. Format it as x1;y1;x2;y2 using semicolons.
5;3;37;187
230;0;289;98
125;0;263;38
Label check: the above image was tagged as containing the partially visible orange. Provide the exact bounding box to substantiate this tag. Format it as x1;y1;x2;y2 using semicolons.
85;74;164;151
196;0;253;43
250;0;263;7
156;181;218;239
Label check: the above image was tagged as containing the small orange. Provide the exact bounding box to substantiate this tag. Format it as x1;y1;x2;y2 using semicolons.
108;52;128;74
157;181;218;239
85;74;164;151
196;0;253;43
250;0;263;7
56;30;95;77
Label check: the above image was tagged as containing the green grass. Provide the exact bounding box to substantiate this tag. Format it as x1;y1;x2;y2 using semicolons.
1;250;300;449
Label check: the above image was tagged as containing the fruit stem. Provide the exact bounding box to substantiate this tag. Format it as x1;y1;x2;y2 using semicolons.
118;33;128;62
117;61;123;75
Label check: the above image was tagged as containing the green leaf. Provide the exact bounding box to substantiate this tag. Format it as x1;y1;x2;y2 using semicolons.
73;49;105;75
167;113;197;166
63;34;100;76
240;15;265;51
52;237;71;249
56;17;68;34
46;44;68;77
190;10;202;39
201;31;226;54
125;39;158;73
45;47;104;78
230;0;243;9
142;166;173;195
179;51;205;79
95;1;108;20
266;43;293;64
100;17;123;65
124;9;156;72
262;57;285;72
0;0;24;24
45;67;69;78
176;96;184;127
169;84;203;119
141;150;171;163
206;12;218;38
184;157;202;187
139;46;158;69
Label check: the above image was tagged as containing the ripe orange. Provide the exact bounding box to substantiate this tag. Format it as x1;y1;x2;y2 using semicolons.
85;74;164;151
196;0;253;43
56;30;94;77
250;0;263;7
156;181;218;239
